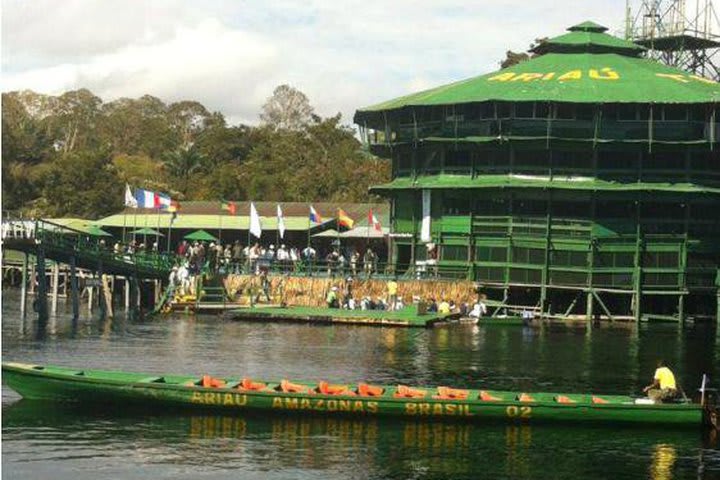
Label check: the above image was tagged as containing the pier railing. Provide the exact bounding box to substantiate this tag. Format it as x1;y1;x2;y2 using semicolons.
2;218;178;278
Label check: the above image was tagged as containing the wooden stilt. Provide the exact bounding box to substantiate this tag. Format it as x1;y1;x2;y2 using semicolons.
35;248;48;321
70;256;79;320
20;253;28;317
101;274;114;318
124;277;130;311
51;263;60;315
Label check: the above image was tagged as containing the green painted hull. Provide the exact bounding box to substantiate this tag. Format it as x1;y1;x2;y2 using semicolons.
2;362;703;427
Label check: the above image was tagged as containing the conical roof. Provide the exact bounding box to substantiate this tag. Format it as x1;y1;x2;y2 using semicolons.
531;21;645;56
355;22;719;123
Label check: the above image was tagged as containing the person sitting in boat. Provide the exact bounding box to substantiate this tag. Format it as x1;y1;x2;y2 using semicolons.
395;296;405;310
375;297;387;310
438;299;451;314
643;360;678;403
469;300;487;319
427;298;438;313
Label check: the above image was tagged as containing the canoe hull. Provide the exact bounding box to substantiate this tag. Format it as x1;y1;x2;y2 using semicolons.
2;363;704;427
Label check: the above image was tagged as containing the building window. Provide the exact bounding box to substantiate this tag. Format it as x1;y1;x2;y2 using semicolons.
475;246;508;263
444;150;471;173
442;245;467;261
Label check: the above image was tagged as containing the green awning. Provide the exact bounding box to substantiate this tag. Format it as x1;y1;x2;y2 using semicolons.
86;225;113;237
184;230;218;241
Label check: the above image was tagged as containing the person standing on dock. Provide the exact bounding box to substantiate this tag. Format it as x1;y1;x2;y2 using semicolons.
387;277;398;311
643;360;678;403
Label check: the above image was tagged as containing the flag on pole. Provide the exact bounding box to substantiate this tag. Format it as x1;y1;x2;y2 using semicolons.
368;209;382;232
337;208;355;229
249;202;262;238
221;200;237;215
277;204;286;239
124;184;138;208
134;188;157;209
158;193;171;210
309;205;322;224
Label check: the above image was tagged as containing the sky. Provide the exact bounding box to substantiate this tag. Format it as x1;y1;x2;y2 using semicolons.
2;0;626;126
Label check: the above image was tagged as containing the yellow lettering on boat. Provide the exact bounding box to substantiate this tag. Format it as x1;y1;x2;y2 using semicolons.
405;403;417;415
511;73;543;82
445;404;456;415
418;403;431;415
542;72;556;80
462;405;474;416
589;67;619;80
300;398;312;410
353;401;365;412
235;394;247;406
272;397;283;408
338;400;351;412
506;406;519;417
327;400;338;411
520;406;532;418
223;393;234;406
284;398;299;409
558;70;582;81
366;402;378;413
432;404;443;415
204;392;216;404
488;72;516;82
191;391;204;403
314;399;325;410
656;73;690;83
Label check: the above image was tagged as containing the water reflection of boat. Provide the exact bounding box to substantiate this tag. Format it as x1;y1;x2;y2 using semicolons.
3;400;715;478
3;362;713;428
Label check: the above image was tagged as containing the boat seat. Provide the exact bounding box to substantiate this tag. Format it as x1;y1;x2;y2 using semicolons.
239;378;270;392
201;375;226;388
517;393;535;402
434;386;469;400
393;385;427;399
317;381;356;396
555;395;576;404
357;383;385;397
279;379;309;394
479;390;502;401
592;396;609;404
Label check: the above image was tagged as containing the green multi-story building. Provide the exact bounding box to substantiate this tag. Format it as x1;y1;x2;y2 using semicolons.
355;22;720;321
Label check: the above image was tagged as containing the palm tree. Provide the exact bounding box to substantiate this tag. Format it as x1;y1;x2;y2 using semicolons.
163;148;205;195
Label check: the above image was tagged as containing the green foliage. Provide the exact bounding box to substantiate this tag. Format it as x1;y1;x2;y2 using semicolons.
40;150;123;219
2;87;390;218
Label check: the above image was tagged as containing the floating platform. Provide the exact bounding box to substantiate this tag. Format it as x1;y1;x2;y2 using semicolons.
2;362;710;428
226;306;457;328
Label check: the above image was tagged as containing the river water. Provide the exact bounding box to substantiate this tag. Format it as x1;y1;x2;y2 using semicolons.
2;289;720;479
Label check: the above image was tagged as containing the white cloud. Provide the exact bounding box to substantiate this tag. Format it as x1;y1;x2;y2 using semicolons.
2;0;627;126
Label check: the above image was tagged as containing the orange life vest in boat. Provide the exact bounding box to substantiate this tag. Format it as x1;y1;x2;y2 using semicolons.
317;381;356;396
479;390;501;401
394;385;427;399
517;393;535;402
435;386;469;400
357;383;385;397
201;375;226;388
239;378;268;391
280;379;309;393
592;396;609;404
555;395;576;404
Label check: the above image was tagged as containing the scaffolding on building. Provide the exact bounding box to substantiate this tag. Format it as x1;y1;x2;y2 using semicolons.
626;0;720;80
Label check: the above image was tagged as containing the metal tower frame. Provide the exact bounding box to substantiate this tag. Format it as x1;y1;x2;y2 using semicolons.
626;0;720;80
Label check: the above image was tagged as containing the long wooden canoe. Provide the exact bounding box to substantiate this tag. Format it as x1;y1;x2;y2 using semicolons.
2;362;708;428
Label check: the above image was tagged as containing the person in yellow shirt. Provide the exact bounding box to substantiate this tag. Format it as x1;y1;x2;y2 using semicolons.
387;278;398;311
643;360;678;403
438;299;451;315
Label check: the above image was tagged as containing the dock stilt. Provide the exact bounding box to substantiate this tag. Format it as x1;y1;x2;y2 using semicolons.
35;248;48;321
70;256;79;320
20;253;28;317
51;263;60;316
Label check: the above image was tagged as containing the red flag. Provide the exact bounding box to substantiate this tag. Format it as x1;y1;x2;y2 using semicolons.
369;209;382;232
